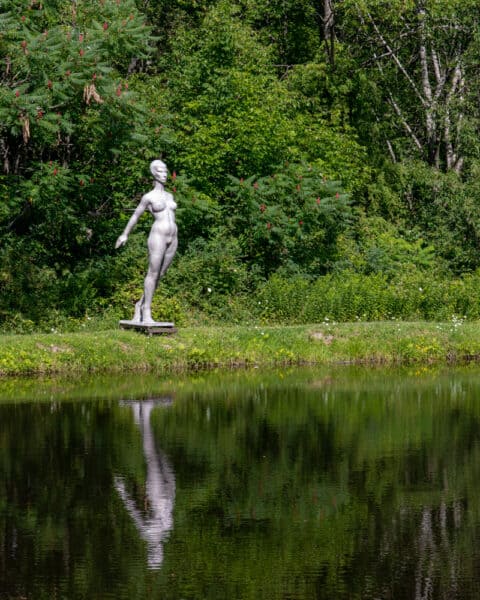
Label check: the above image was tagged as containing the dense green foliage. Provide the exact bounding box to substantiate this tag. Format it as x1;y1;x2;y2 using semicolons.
2;0;480;328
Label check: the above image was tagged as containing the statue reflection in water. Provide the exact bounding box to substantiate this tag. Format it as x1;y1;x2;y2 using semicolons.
114;400;175;569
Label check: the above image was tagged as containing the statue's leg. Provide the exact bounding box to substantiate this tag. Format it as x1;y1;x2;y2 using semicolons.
159;237;178;278
132;295;144;323
142;244;166;324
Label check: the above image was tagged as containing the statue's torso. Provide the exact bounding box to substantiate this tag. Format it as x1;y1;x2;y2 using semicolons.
145;190;177;238
146;190;176;215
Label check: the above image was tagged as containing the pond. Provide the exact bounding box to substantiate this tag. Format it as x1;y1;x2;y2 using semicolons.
1;365;480;599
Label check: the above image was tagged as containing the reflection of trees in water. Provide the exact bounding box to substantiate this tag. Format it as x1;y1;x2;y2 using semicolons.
412;502;462;600
115;400;175;569
373;500;465;600
151;382;480;598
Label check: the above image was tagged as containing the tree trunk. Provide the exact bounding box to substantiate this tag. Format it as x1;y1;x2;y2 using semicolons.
323;0;335;66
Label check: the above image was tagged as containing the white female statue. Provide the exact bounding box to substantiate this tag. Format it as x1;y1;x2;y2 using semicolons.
115;160;177;325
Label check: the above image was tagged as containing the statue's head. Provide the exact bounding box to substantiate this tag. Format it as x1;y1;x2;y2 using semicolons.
150;159;168;182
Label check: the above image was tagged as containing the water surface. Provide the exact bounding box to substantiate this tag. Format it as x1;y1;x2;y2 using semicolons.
1;366;480;599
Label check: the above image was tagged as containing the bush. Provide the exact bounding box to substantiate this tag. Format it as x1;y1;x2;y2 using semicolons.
256;270;480;324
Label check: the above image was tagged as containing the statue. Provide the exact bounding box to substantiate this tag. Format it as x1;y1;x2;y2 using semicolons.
115;160;177;326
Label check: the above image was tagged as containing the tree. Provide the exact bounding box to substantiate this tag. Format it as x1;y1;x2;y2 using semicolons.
0;0;163;320
339;0;480;172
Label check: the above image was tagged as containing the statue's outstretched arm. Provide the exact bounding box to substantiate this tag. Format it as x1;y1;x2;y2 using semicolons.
115;196;149;249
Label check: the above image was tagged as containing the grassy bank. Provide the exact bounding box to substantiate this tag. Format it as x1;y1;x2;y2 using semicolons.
1;320;480;377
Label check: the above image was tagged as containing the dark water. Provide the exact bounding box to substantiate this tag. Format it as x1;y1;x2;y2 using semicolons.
2;366;480;599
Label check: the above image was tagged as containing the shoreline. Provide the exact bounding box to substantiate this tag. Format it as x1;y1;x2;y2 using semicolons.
2;321;480;378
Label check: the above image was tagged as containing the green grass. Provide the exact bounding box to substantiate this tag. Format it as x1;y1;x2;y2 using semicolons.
1;320;480;377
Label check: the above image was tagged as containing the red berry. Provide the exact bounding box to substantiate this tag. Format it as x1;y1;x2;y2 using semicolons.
53;168;58;175
47;80;52;88
15;90;20;97
21;15;26;21
173;187;177;192
79;49;84;56
79;179;84;186
299;220;303;226
172;171;177;180
66;70;71;76
267;222;271;229
316;197;320;205
335;192;340;198
79;34;84;42
103;22;108;30
116;85;122;97
260;203;266;213
92;73;97;80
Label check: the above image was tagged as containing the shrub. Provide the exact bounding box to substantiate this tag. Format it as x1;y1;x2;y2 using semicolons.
256;270;480;324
